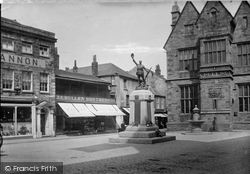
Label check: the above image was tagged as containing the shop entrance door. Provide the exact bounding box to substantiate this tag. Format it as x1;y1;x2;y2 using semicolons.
41;109;46;135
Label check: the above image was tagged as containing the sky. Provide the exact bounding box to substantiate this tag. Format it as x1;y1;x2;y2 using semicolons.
1;0;243;78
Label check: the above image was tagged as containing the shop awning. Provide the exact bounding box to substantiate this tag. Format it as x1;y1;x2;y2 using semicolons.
123;108;130;114
154;113;168;117
85;104;125;116
72;103;95;117
58;103;95;117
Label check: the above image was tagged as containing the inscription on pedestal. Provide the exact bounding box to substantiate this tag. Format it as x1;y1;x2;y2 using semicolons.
134;95;141;124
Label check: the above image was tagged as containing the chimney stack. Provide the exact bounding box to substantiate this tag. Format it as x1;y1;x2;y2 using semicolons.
92;55;98;76
73;60;78;73
155;64;161;76
171;1;180;29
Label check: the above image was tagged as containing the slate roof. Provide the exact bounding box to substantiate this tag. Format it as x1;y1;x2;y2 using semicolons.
76;63;137;80
55;69;110;85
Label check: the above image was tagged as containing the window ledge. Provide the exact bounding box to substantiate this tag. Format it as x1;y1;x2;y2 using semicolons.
39;55;50;59
22;91;34;94
40;92;50;94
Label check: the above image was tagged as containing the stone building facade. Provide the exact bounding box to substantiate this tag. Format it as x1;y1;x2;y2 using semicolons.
164;1;250;131
1;17;59;138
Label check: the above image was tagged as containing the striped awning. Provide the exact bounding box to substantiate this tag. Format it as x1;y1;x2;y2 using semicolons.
123;108;130;114
58;103;95;117
85;104;125;116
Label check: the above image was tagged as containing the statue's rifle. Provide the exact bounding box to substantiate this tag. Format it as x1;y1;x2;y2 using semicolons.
145;67;152;80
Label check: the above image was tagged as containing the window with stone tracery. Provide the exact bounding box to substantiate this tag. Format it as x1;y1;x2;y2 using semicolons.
239;84;250;112
237;43;250;66
204;40;226;64
180;85;199;114
179;48;198;71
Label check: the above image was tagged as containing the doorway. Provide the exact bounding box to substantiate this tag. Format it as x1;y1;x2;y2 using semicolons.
41;109;46;135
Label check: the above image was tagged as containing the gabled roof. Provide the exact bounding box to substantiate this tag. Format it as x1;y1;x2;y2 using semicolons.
195;1;233;24
234;1;250;17
77;63;137;80
55;69;110;85
163;1;200;49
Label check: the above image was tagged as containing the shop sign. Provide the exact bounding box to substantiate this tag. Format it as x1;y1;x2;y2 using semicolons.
56;95;115;103
1;53;46;68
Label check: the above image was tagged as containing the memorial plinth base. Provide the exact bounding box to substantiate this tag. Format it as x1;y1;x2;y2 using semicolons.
109;125;176;144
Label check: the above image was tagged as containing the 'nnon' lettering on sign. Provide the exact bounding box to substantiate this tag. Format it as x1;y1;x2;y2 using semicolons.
1;53;46;68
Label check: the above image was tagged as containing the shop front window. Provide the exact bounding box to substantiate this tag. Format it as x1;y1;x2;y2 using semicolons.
0;107;15;136
17;107;32;135
0;107;32;136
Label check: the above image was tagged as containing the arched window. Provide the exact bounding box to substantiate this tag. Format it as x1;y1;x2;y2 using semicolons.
210;7;219;24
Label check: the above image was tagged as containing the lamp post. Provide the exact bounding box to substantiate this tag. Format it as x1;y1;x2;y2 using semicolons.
32;95;39;105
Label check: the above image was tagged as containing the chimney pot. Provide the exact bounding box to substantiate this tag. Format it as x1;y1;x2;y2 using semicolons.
92;55;98;76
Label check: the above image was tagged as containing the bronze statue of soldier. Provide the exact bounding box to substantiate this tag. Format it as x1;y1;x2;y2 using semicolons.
131;53;151;88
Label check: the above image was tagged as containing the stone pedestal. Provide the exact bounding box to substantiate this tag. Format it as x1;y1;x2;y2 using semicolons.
182;105;211;135
189;120;205;133
109;89;176;144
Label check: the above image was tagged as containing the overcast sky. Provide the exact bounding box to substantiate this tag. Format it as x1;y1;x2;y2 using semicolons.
1;0;243;77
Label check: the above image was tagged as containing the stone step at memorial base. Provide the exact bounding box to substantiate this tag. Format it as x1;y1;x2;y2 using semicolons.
109;127;175;144
109;136;176;144
119;128;169;138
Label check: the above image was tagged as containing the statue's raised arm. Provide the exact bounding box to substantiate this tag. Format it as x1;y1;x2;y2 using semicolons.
131;53;138;66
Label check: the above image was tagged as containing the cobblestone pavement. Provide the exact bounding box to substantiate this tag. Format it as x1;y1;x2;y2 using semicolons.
1;131;250;174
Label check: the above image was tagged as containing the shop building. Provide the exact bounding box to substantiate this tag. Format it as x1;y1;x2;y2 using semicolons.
55;68;125;134
1;17;59;138
164;1;250;131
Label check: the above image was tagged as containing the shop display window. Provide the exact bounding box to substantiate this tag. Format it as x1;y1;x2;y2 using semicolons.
1;107;15;136
0;107;32;136
17;107;32;135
